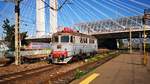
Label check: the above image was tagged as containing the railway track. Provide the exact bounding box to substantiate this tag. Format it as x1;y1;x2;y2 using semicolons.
0;64;60;83
0;50;118;84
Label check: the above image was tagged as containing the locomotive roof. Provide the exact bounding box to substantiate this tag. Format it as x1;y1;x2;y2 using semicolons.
53;31;96;39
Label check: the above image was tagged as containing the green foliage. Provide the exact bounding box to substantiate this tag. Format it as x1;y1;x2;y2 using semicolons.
2;19;15;50
2;19;30;51
75;69;86;79
87;51;120;62
21;32;30;46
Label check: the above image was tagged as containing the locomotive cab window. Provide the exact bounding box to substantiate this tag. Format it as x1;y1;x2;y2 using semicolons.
53;36;59;42
61;36;69;42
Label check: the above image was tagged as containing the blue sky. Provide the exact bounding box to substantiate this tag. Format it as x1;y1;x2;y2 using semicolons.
0;0;150;37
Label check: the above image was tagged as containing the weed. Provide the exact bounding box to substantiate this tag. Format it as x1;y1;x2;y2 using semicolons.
75;69;86;79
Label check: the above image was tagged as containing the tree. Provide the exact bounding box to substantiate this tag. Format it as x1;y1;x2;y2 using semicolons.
2;19;29;51
2;19;15;50
20;31;30;46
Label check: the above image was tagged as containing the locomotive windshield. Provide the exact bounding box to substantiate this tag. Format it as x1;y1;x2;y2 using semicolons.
53;36;59;42
61;36;69;42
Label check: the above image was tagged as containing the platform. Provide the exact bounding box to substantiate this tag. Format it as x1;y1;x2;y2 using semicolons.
71;52;150;84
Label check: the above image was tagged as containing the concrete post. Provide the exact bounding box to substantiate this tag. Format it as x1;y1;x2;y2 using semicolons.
15;0;21;65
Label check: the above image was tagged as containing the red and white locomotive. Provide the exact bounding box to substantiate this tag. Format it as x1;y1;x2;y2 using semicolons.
49;27;98;63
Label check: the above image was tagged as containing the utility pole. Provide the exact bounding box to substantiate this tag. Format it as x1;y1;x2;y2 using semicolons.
143;8;150;65
15;0;21;65
143;24;147;65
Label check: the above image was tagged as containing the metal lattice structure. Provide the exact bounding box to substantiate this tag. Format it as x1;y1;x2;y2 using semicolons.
27;15;150;39
73;15;150;34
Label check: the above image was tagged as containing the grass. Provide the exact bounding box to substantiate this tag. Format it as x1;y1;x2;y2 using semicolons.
86;51;119;62
75;69;86;79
